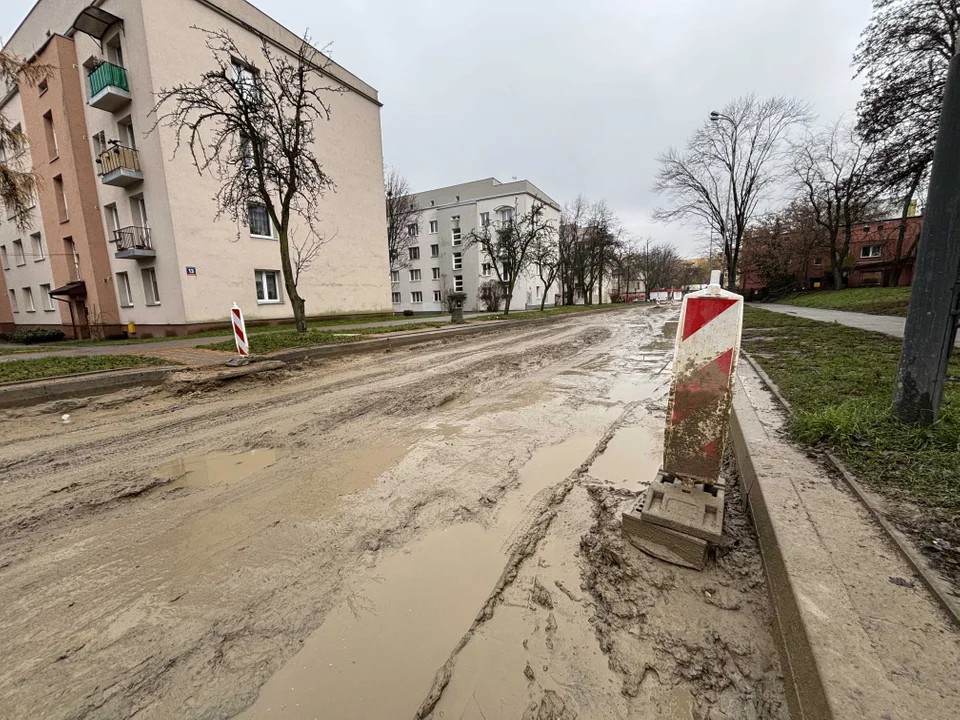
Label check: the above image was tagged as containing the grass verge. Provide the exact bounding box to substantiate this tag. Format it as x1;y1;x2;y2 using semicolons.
773;286;912;316
201;322;446;354
742;306;960;516
0;355;173;384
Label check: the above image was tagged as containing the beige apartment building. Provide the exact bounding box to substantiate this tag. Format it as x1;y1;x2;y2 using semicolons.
0;0;391;337
392;178;561;314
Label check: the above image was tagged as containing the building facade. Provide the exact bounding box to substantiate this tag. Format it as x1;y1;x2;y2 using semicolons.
739;215;923;296
391;178;561;314
0;0;391;337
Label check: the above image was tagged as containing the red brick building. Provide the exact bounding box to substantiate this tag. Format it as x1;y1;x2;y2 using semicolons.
739;215;923;295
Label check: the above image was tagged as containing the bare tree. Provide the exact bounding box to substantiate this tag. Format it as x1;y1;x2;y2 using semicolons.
558;198;620;304
477;280;505;312
558;197;589;305
636;240;684;295
290;227;333;286
0;50;51;230
465;200;553;315
152;27;343;332
385;167;421;271
530;225;560;310
654;95;810;291
792;118;881;290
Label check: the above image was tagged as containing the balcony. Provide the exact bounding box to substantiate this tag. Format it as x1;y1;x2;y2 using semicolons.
98;145;142;186
114;226;155;259
88;61;131;111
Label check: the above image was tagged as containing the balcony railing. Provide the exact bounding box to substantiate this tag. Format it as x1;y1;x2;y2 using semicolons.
113;226;155;258
98;145;143;186
87;61;131;111
89;61;128;95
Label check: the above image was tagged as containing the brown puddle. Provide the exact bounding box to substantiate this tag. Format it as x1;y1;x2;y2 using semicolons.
239;433;601;720
590;424;661;490
153;449;287;489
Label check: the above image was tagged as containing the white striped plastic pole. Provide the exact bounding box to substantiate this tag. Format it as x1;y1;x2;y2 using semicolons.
662;270;743;485
231;302;249;357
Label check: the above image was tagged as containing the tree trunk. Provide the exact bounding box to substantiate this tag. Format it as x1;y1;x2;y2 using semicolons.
832;251;843;290
889;175;921;287
278;227;308;332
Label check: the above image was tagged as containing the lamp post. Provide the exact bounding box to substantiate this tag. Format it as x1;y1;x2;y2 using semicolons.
710;111;736;290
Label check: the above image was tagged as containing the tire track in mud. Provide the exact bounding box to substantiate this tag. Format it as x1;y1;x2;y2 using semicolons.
414;399;643;719
0;324;614;553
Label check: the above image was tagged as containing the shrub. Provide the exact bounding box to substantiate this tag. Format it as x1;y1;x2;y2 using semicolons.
0;328;66;344
402;309;415;317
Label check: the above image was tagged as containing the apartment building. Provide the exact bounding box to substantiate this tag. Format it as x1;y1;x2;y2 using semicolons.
391;178;560;314
0;0;390;337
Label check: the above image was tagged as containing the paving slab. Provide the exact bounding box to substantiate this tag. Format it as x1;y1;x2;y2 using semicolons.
731;359;960;720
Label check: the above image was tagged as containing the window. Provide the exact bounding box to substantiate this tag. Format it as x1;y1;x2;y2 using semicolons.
433;290;442;302
430;244;439;257
240;134;255;170
132;195;149;227
429;220;438;234
860;245;882;259
119;117;137;149
22;286;35;312
8;289;17;313
407;223;418;237
392;292;401;304
454;275;463;292
813;257;822;266
38;79;48;95
877;224;885;232
248;203;271;237
480;212;490;227
411;291;423;303
116;272;134;307
43;111;58;160
31;232;44;261
862;226;871;233
255;269;281;303
451;215;461;244
498;207;514;225
390;270;400;283
64;238;79;281
54;175;68;222
105;203;121;239
409;246;420;261
0;245;7;269
482;262;493;276
105;33;124;67
232;61;259;103
409;268;422;281
432;267;441;280
13;239;25;266
39;283;53;311
142;267;161;305
453;252;462;270
535;286;541;298
92;130;107;158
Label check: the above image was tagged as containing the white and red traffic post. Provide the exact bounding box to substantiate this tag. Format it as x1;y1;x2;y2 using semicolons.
662;270;743;485
231;302;249;357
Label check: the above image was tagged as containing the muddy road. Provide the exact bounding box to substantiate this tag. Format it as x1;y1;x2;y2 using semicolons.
0;307;785;719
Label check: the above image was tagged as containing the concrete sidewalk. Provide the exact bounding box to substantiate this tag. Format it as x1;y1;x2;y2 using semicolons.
752;303;960;346
0;313;491;365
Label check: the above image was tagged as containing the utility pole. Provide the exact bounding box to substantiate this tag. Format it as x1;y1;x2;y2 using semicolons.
892;50;960;425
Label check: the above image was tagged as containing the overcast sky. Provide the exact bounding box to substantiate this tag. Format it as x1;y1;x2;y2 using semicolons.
3;0;872;256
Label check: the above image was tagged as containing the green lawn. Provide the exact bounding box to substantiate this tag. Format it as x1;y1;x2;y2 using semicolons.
16;313;445;351
773;286;912;316
0;355;173;384
742;306;960;517
201;322;446;354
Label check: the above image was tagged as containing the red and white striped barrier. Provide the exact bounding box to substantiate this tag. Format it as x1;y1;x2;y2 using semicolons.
231;302;249;357
662;271;743;485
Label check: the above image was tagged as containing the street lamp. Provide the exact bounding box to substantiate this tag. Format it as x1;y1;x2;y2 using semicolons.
709;110;735;289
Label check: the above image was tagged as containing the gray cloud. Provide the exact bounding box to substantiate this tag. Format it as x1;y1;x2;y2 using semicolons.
3;0;872;255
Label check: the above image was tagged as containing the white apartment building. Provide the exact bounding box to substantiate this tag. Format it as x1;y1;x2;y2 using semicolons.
391;178;561;314
0;0;390;338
